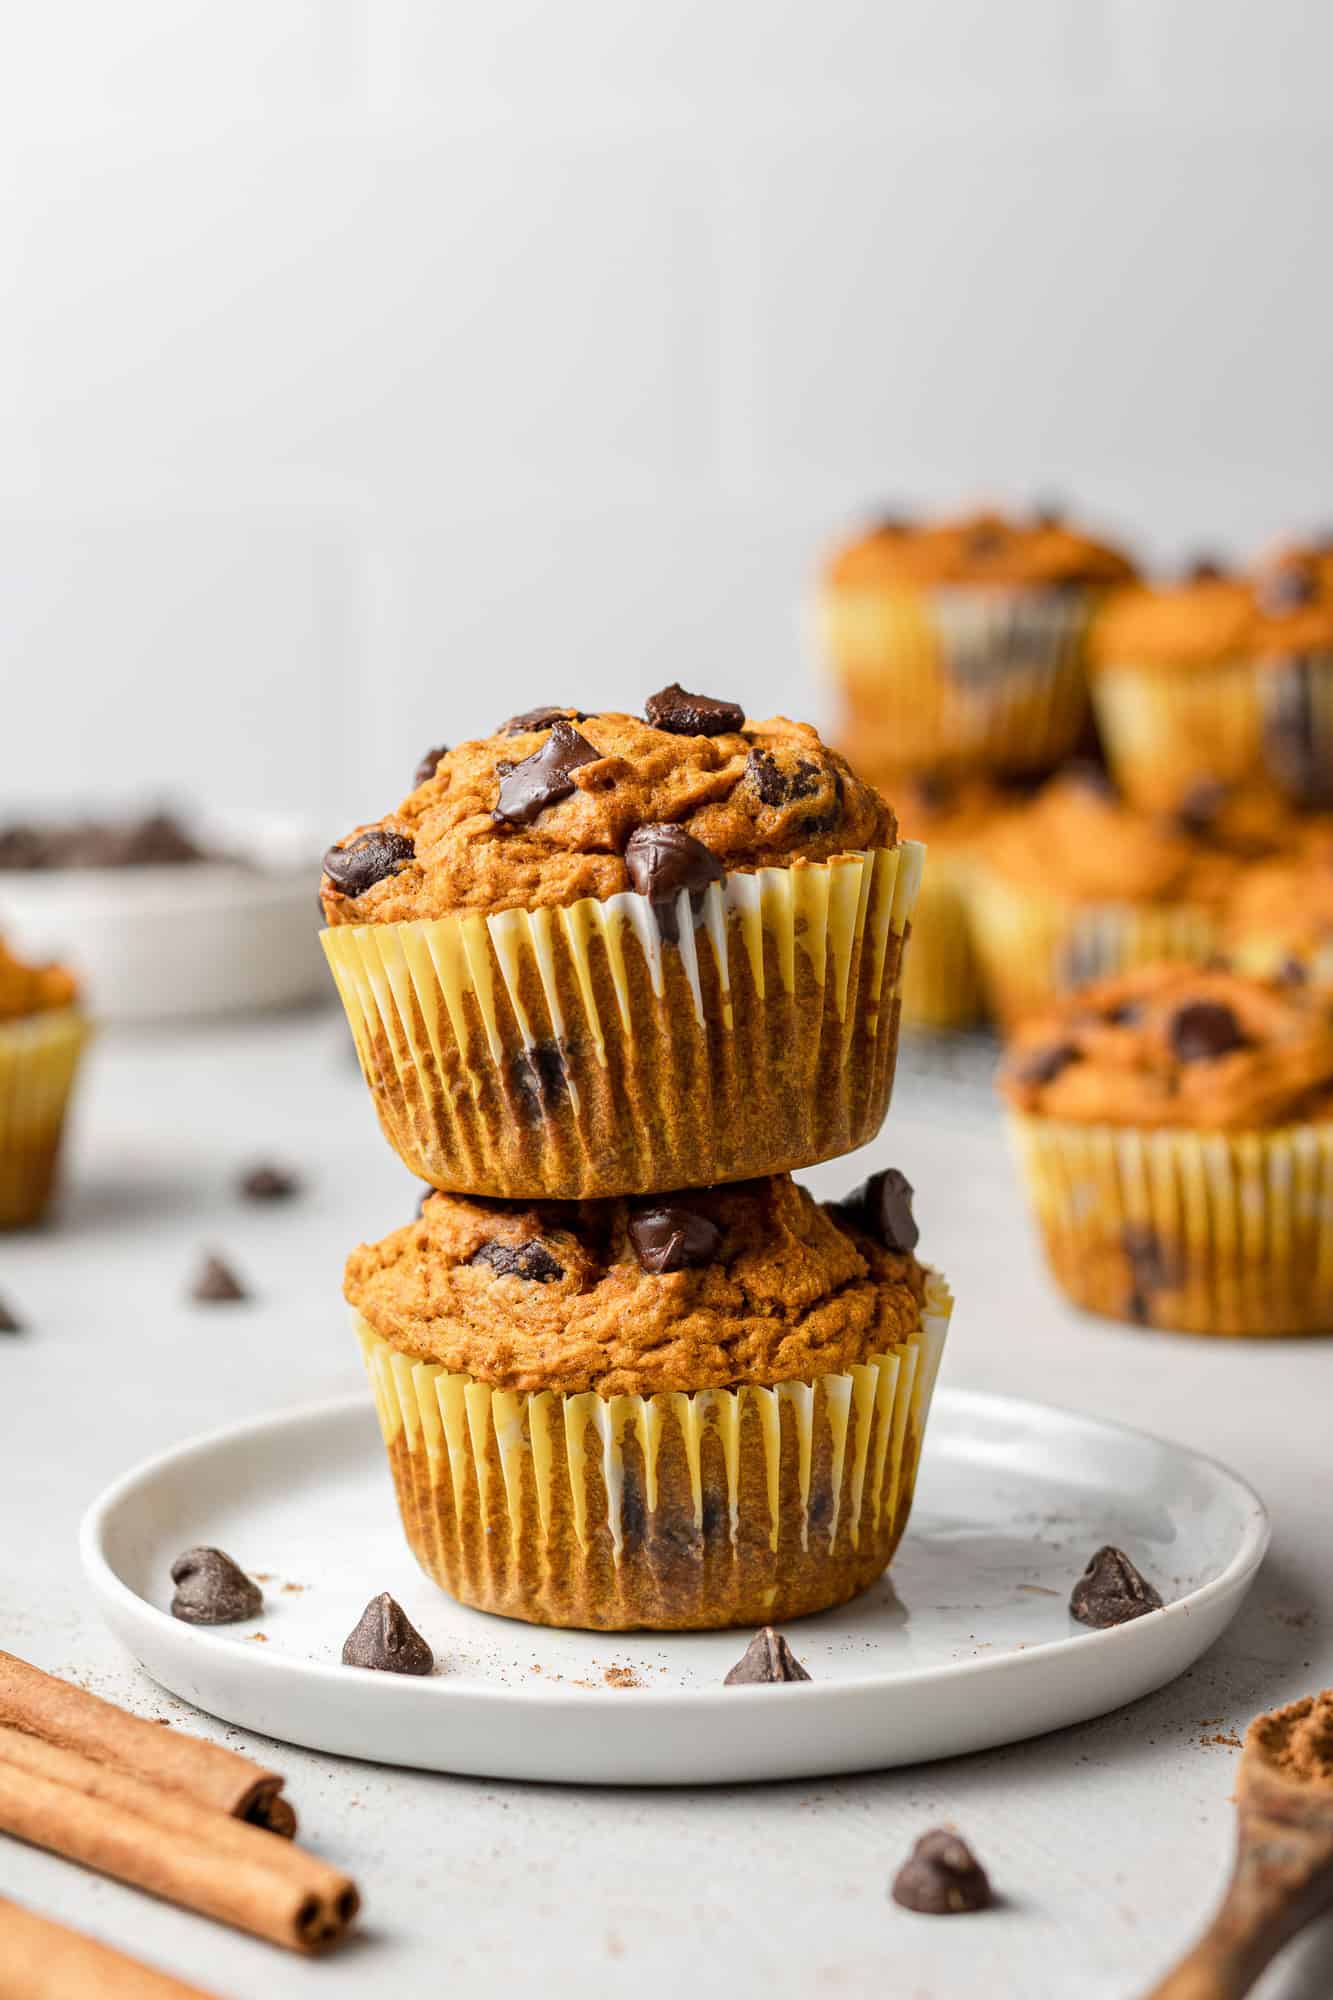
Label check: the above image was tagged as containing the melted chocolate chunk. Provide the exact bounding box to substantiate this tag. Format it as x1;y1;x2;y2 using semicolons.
1121;1222;1183;1323
1014;1041;1081;1087
239;1162;301;1201
170;1547;263;1626
323;828;415;899
1105;999;1143;1026
189;1254;248;1304
1258;561;1320;616
1168;1000;1248;1064
492;720;600;827
624;825;725;938
1264;657;1333;808
833;1168;919;1254
644;683;745;737
1069;1545;1163;1629
746;748;821;808
413;745;448;788
629;1203;722;1275
341;1592;434;1675
509;1038;570;1123
891;1830;993;1915
470;1239;564;1283
0;1294;23;1333
498;705;591;736
723;1627;812;1685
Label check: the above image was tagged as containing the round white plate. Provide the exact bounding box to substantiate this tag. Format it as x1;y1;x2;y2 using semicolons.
81;1388;1268;1786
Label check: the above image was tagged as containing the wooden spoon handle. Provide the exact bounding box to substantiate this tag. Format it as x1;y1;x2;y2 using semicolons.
1145;1814;1333;2000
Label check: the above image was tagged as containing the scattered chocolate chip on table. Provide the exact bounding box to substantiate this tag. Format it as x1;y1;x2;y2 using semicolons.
0;1295;23;1333
188;1253;249;1304
891;1830;993;1915
238;1162;301;1201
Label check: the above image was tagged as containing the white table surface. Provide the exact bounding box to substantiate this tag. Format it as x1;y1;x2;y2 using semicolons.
3;1010;1332;2000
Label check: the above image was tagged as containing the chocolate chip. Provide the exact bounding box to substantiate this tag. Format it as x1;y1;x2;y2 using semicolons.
629;1203;722;1275
723;1628;812;1684
746;748;821;807
1187;553;1226;582
891;1830;993;1915
492;720;600;827
470;1239;564;1283
1168;1000;1248;1064
1172;776;1230;836
1258;560;1320;616
498;706;591;736
624;825;725;940
1069;1546;1163;1629
909;771;957;814
509;1039;569;1123
644;683;745;737
833;1168;919;1254
1264;657;1333;808
1013;1040;1081;1087
341;1592;434;1675
1121;1222;1183;1323
170;1547;263;1626
0;1295;23;1333
323;828;415;899
238;1162;300;1201
413;745;448;787
188;1254;248;1303
1105;1000;1143;1026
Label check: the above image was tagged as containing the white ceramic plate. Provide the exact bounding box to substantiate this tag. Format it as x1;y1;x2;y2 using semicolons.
81;1388;1268;1786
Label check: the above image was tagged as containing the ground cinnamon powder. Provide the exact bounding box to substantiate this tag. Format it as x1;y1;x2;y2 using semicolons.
1250;1692;1333;1785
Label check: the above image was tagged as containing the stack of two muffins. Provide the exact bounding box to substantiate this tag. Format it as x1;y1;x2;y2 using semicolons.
319;692;951;1630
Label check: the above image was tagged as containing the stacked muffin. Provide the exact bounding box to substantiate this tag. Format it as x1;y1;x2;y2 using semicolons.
320;693;951;1630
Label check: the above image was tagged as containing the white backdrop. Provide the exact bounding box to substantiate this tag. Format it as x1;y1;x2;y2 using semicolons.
4;0;1331;837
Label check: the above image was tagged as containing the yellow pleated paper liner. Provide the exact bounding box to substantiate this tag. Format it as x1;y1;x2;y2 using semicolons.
900;853;985;1031
1090;658;1263;811
1256;648;1333;808
323;845;922;1200
822;584;1092;774
355;1271;951;1632
968;865;1221;1026
1010;1113;1333;1337
0;1008;88;1228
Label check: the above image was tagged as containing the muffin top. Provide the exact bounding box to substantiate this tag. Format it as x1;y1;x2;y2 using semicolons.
0;934;78;1024
1088;563;1259;672
345;1172;928;1398
828;506;1135;592
1225;828;1333;954
321;695;894;927
887;770;1035;852
1000;963;1333;1130
979;770;1244;909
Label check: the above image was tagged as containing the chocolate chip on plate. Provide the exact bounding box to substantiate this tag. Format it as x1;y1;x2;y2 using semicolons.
498;705;591;736
624;824;725;913
189;1253;249;1304
745;748;820;807
0;1295;23;1333
644;683;745;737
1168;1000;1248;1064
493;720;600;827
170;1547;263;1626
341;1592;434;1675
413;745;448;788
891;1830;993;1915
833;1169;919;1255
723;1627;812;1685
323;828;415;899
1069;1546;1164;1629
470;1239;564;1283
629;1202;722;1275
1013;1040;1081;1088
239;1162;301;1202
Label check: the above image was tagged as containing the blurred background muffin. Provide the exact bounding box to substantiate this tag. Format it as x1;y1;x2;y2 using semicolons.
0;931;88;1228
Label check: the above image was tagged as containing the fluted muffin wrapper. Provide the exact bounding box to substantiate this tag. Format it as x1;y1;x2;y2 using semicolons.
1010;1113;1333;1337
323;845;922;1199
968;864;1220;1026
900;851;985;1030
1090;658;1262;810
0;1008;88;1227
822;584;1093;773
1256;649;1333;808
354;1271;951;1631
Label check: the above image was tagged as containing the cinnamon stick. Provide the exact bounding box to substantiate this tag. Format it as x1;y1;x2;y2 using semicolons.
0;1651;294;1834
0;1895;220;1999
0;1726;359;1954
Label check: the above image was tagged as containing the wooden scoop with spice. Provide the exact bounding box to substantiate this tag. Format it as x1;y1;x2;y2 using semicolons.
1148;1690;1333;1997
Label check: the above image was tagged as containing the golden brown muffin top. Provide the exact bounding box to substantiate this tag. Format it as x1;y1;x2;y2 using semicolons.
345;1173;928;1398
321;696;894;927
1000;962;1333;1130
1087;564;1259;672
979;770;1244;909
877;769;1036;852
827;506;1135;591
1225;827;1333;954
0;934;78;1024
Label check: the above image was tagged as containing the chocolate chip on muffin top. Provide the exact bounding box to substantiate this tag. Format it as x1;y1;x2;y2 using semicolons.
828;506;1134;591
347;1177;927;1399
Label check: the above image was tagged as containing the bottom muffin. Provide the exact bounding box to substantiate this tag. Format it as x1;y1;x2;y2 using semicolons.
0;936;88;1228
346;1174;951;1630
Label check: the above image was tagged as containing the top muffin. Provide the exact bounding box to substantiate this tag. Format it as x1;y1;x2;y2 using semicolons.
0;934;78;1024
321;692;893;927
828;507;1135;592
1088;563;1259;672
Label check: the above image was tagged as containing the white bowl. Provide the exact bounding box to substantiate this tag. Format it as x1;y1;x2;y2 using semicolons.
0;808;327;1022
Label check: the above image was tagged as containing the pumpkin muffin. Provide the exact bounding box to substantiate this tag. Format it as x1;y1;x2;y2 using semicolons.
967;770;1245;1024
1001;962;1333;1336
320;692;921;1198
0;932;88;1227
347;1172;951;1629
821;504;1135;776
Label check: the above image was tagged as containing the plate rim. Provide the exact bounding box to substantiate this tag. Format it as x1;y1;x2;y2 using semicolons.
79;1384;1271;1709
